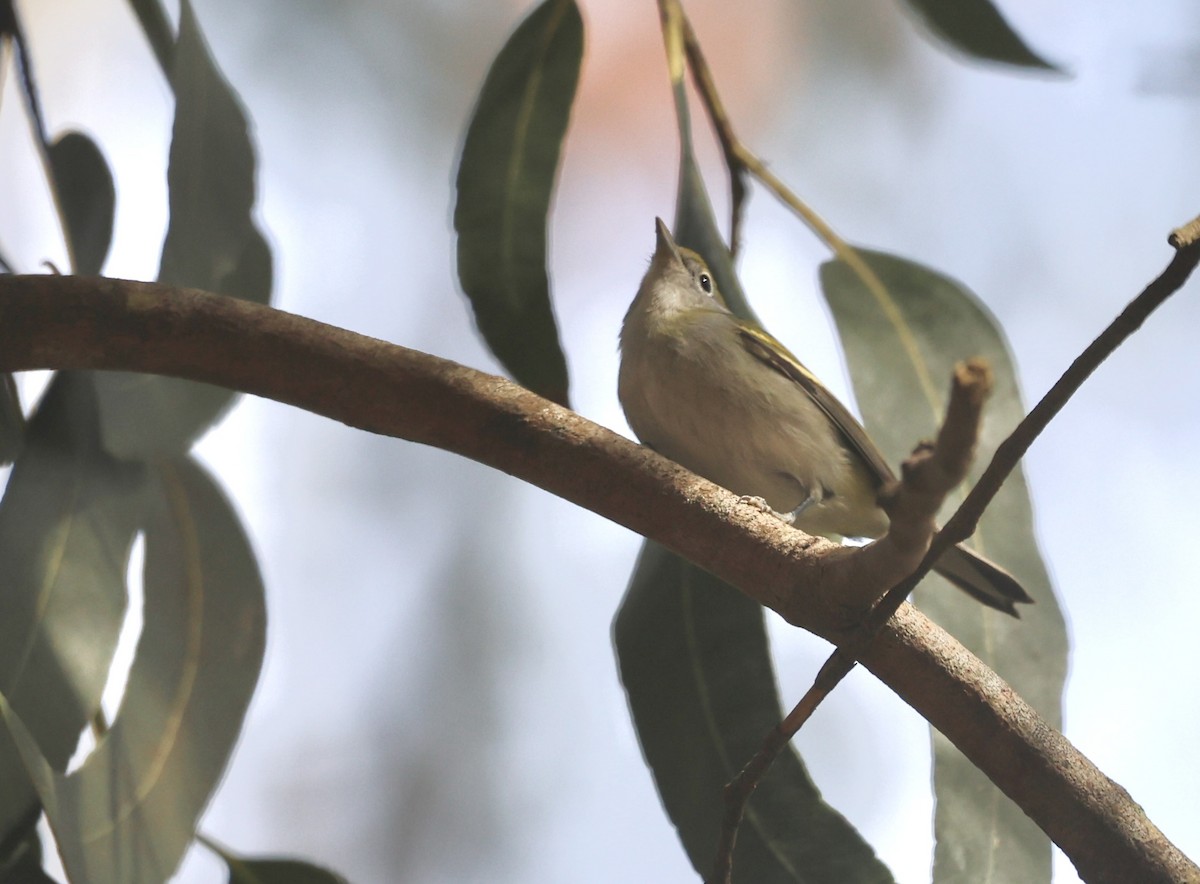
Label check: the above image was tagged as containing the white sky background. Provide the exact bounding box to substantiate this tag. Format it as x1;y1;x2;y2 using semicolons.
3;0;1199;882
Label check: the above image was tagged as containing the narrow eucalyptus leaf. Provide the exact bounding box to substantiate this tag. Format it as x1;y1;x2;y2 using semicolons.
126;0;175;75
3;455;266;884
666;68;752;323
621;69;888;881
222;854;350;884
819;248;1066;884
93;0;272;457
901;0;1059;70
454;0;582;407
0;373;142;845
0;808;53;883
615;542;893;884
47;131;116;276
673;157;754;325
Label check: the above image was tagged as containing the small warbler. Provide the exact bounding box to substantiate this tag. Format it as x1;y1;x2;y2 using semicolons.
618;218;1032;616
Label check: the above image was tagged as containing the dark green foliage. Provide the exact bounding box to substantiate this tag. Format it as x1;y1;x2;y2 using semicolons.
454;0;582;407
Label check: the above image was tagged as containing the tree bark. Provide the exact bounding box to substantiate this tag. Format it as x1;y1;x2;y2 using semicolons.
0;274;1194;883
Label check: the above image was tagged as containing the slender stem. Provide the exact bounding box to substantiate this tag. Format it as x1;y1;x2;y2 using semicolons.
677;9;943;412
677;16;748;256
7;13;47;145
0;29;10;126
707;221;1200;882
5;4;87;275
0;30;13;273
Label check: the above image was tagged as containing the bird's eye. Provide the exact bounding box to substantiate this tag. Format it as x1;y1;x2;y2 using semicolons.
698;273;712;294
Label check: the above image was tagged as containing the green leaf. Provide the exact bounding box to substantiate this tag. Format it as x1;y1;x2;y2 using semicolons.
672;139;755;324
93;0;272;457
901;0;1059;70
659;13;753;324
819;249;1067;883
46;131;116;276
453;0;581;408
618;26;888;881
0;822;58;883
221;854;349;884
0;455;266;884
0;373;143;844
615;543;894;884
126;0;175;76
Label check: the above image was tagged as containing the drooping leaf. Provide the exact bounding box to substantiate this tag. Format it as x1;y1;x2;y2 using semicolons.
154;1;265;298
453;0;582;407
126;0;175;76
47;131;116;276
0;373;143;845
658;5;753;323
614;16;886;880
0;455;266;884
900;0;1059;71
819;249;1066;884
93;0;272;457
0;1;15;38
673;136;755;323
615;544;894;884
219;852;350;884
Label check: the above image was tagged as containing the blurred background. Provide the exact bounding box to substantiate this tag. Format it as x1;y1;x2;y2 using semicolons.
2;0;1199;881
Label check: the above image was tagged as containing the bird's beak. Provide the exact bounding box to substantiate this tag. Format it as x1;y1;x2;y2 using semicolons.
654;217;684;267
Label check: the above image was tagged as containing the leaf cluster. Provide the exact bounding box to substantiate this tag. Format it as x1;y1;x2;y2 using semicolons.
0;1;335;881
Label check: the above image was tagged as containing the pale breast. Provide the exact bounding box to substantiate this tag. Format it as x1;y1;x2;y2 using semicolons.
619;310;888;539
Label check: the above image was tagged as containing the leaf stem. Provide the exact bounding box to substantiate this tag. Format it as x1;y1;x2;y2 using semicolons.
677;10;942;411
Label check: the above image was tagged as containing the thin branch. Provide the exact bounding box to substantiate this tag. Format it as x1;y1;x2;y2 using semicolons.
7;9;48;146
0;274;1196;882
941;221;1200;546
4;3;90;273
677;14;748;255
677;11;1200;872
711;222;1200;882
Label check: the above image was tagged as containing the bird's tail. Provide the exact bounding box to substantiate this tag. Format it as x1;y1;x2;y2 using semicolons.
932;544;1034;617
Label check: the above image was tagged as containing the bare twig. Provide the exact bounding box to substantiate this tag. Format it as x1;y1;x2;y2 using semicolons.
709;222;1200;882
941;221;1200;548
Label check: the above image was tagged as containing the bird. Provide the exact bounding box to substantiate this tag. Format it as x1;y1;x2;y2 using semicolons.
618;218;1032;616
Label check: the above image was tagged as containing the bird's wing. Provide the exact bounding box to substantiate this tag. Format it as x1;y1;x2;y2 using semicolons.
737;324;897;486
